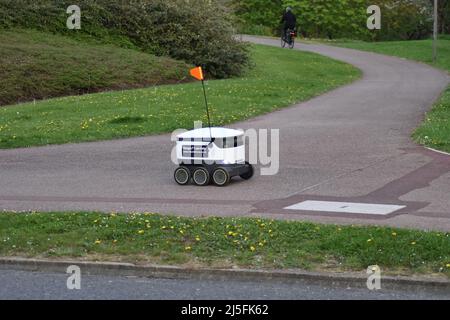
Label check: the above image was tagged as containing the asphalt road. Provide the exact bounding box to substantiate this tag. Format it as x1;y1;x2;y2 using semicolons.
0;36;449;230
0;269;449;300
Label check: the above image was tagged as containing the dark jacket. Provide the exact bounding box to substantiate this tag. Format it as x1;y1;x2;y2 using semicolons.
281;11;296;29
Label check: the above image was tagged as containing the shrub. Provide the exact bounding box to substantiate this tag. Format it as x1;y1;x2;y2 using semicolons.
368;0;433;40
0;0;249;78
232;0;438;41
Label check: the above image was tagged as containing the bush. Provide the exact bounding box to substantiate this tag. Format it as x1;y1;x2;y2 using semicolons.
231;0;283;35
233;0;438;41
283;0;370;40
0;0;249;78
371;0;433;40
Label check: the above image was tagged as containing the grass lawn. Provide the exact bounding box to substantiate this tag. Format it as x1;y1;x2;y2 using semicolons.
0;42;359;149
0;29;191;107
329;37;450;153
0;212;449;277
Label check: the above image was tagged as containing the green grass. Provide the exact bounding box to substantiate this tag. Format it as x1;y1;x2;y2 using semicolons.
329;38;450;153
414;87;450;152
0;29;191;106
0;41;359;149
0;212;449;277
331;38;450;71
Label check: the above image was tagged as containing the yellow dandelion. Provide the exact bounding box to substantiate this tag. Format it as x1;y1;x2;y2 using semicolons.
94;240;101;245
185;246;192;251
411;241;416;245
446;264;450;268
392;232;397;236
195;236;201;241
250;246;256;252
367;239;373;243
138;230;144;234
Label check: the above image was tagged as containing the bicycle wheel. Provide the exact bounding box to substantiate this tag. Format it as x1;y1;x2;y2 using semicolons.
289;37;295;49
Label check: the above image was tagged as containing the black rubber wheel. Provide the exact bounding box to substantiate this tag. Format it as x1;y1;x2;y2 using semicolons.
192;167;210;186
212;167;231;187
289;39;295;49
174;166;190;185
240;162;254;180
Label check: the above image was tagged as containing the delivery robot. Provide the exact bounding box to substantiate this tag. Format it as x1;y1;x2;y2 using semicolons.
174;127;253;186
173;66;254;186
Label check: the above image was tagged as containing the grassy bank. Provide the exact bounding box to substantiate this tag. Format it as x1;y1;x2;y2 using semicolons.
0;43;359;149
0;212;448;277
0;29;191;106
330;38;450;153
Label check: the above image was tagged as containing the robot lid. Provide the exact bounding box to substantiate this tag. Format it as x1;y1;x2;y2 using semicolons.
177;127;244;140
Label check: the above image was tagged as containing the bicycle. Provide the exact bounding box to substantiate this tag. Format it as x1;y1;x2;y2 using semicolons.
281;28;296;49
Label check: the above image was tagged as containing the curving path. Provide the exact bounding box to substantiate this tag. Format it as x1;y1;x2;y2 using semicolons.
0;36;449;230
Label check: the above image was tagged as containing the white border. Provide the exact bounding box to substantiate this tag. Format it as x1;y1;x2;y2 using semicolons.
426;147;450;156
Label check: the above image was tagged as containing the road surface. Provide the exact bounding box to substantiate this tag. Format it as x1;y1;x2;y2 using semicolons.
0;36;449;230
0;269;448;300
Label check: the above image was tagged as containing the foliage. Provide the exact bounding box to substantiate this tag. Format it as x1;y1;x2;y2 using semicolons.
371;0;433;40
282;0;369;39
0;0;249;78
231;0;284;34
233;0;440;40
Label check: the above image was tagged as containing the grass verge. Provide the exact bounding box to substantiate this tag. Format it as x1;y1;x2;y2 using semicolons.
0;212;449;277
0;29;191;107
0;42;359;149
328;38;450;153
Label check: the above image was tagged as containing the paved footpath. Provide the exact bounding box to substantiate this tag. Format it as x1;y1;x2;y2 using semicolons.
0;36;449;230
0;269;449;300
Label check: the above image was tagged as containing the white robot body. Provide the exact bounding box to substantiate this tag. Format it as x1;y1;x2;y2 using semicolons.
176;127;245;165
174;127;253;186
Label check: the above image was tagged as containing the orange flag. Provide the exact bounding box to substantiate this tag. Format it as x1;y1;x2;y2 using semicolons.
190;66;204;81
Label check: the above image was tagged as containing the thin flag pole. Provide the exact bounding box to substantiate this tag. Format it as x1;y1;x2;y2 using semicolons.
201;79;213;142
190;66;213;141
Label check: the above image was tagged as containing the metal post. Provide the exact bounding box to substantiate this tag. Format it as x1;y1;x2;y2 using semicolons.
433;0;438;63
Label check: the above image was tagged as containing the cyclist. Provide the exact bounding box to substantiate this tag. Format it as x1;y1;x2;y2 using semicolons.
280;6;297;42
